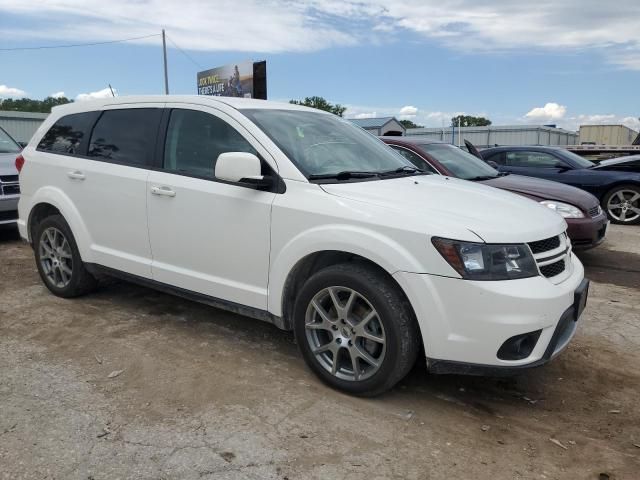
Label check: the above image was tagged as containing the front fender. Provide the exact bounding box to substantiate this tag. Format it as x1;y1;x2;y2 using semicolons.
21;186;93;261
267;223;427;317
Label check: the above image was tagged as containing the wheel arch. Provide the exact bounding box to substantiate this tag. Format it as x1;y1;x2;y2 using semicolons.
25;187;92;260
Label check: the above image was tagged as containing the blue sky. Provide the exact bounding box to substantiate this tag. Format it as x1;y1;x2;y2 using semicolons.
1;0;639;131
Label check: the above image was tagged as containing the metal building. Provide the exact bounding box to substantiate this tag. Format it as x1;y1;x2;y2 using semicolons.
406;125;578;147
0;111;49;144
578;124;639;146
349;117;405;136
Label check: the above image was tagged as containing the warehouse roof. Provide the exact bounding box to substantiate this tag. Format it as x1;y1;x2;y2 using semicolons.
349;117;397;129
0;110;49;120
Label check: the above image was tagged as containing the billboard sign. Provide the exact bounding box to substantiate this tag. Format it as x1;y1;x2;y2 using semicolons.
197;61;266;99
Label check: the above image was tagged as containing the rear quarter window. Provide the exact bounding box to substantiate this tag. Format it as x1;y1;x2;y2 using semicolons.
37;112;99;155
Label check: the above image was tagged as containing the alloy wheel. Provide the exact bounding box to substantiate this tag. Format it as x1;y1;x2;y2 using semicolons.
607;189;640;223
39;227;73;288
305;286;386;382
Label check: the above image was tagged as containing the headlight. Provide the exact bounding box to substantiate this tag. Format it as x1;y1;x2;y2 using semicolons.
432;237;538;280
540;200;584;218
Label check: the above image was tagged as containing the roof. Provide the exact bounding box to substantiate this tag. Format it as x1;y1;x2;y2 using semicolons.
408;124;577;135
380;136;441;145
0;110;50;120
348;117;397;129
48;95;322;116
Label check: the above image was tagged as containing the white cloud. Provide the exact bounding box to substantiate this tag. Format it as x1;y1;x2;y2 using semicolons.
562;113;640;131
76;87;116;101
0;84;26;97
352;112;378;119
398;105;418;118
0;1;639;68
50;91;66;98
525;103;567;122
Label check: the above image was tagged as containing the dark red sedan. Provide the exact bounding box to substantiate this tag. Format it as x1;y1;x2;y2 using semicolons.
382;137;608;250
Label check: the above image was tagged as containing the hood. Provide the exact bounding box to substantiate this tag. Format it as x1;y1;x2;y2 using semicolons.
481;174;600;211
592;155;640;172
0;152;19;177
320;175;566;243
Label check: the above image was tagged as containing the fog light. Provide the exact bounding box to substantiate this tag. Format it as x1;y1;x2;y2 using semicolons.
497;330;542;360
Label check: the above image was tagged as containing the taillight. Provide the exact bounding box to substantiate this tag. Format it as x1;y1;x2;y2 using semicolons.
15;154;25;173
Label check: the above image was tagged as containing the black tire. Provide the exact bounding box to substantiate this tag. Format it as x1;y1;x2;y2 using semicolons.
293;262;420;396
602;184;640;225
33;214;98;297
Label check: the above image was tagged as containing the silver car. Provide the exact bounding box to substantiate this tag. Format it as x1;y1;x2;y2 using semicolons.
0;126;21;225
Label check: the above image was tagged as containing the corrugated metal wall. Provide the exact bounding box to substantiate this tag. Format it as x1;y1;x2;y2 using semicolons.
406;125;578;147
0;111;49;143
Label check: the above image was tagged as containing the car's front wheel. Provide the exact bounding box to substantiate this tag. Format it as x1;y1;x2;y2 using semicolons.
293;263;420;396
603;184;640;225
33;214;97;297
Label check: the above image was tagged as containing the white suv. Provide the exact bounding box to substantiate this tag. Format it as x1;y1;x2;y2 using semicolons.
17;96;588;396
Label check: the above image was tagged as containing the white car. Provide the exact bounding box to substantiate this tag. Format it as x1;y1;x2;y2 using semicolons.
16;96;588;396
0;126;22;225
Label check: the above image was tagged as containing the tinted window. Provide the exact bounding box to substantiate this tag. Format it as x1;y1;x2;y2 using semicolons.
164;109;257;178
37;112;98;155
484;151;505;165
390;145;437;173
88;109;162;166
506;151;564;168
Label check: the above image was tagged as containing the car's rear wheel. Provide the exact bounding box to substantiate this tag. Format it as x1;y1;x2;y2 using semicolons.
34;214;97;297
602;185;640;225
293;263;420;396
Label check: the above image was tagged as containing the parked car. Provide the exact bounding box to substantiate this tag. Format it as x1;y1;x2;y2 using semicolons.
476;145;640;225
17;96;588;396
0;126;21;226
382;138;608;250
592;154;640;173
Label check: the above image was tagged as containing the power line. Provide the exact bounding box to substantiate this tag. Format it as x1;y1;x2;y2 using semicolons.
165;34;205;70
0;33;161;52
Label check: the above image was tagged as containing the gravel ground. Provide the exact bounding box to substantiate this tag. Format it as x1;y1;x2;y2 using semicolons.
0;224;639;480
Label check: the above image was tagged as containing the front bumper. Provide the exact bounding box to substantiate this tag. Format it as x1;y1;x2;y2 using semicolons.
0;195;19;225
393;253;586;370
566;213;608;250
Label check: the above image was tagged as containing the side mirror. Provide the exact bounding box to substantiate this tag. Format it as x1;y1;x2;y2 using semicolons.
215;152;273;188
487;160;499;169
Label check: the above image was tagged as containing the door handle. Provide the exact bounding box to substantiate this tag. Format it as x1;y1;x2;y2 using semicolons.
67;170;85;180
150;186;176;197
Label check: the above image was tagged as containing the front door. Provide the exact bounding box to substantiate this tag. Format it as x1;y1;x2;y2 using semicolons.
147;106;276;309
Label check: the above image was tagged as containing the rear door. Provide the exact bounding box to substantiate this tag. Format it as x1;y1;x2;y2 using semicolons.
36;106;163;277
146;105;277;309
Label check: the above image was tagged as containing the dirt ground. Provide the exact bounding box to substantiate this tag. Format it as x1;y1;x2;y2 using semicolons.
1;224;638;480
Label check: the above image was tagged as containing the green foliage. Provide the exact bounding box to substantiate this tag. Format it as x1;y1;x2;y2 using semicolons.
451;115;492;127
0;96;72;113
399;119;423;129
289;96;346;117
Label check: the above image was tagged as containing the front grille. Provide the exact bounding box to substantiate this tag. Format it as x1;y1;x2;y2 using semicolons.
1;184;20;195
0;210;18;222
588;205;601;217
0;175;18;183
528;236;560;254
540;259;565;278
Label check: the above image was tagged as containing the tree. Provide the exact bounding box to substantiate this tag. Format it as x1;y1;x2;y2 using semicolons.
0;96;72;113
289;96;346;117
451;115;492;127
399;119;423;129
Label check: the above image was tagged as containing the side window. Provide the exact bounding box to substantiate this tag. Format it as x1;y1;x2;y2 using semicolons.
390;146;438;173
88;109;162;166
484;151;505;165
163;109;257;178
506;151;563;168
37;112;99;155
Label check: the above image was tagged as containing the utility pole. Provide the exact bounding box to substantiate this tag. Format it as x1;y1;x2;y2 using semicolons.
162;29;169;95
458;116;462;147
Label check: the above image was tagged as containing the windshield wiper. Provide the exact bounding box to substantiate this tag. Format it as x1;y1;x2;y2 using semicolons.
467;175;499;181
380;166;426;176
308;170;380;181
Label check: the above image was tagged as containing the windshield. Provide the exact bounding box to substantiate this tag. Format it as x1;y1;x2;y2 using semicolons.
0;127;21;154
419;143;499;180
556;149;596;169
241;109;416;179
